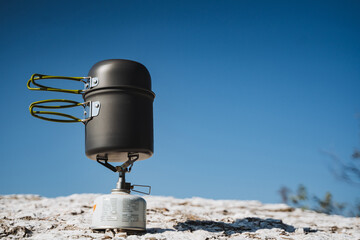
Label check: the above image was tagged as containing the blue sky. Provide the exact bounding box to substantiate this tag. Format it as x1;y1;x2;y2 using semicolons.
0;0;359;205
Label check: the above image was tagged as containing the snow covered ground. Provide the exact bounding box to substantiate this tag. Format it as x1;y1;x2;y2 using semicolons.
0;194;359;239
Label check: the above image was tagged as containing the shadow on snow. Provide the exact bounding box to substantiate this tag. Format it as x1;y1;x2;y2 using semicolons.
169;217;297;235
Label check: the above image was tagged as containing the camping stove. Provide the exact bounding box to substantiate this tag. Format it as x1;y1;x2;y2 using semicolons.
91;153;150;231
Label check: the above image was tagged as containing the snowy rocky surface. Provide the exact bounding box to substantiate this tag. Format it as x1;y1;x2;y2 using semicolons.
0;194;359;240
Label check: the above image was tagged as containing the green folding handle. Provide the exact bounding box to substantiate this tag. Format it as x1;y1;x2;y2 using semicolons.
27;73;89;94
29;99;84;123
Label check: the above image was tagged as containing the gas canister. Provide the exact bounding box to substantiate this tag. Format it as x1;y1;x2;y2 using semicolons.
91;191;146;230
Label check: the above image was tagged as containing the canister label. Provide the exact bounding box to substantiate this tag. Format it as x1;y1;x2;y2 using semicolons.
122;198;140;211
92;195;146;230
122;198;141;223
122;214;139;222
101;197;118;221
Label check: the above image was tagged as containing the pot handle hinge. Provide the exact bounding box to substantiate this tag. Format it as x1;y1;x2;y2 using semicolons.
83;101;100;122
